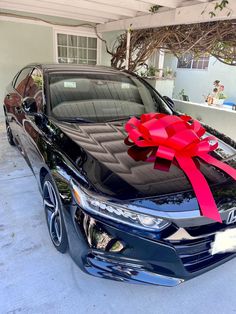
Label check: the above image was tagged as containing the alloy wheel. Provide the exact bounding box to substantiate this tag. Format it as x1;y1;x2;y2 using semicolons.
43;181;62;246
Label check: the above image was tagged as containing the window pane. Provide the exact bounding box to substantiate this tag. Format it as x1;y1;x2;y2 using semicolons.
58;46;67;58
198;61;203;69
78;36;87;48
177;53;192;68
88;49;97;60
177;53;209;70
68;58;78;64
68;47;77;58
68;35;77;47
58;57;68;63
203;60;209;69
88;37;97;49
192;61;198;69
201;56;209;69
57;34;97;65
88;60;97;65
79;48;87;59
79;59;88;64
58;34;67;46
177;60;191;68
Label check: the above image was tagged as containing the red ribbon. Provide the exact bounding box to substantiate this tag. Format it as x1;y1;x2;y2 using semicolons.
124;113;236;222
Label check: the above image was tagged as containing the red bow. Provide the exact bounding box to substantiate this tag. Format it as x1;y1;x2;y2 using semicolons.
125;113;236;222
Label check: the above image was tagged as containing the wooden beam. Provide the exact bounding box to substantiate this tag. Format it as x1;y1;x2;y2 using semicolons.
97;0;236;32
0;1;107;23
125;29;131;70
39;0;138;17
0;0;122;21
87;0;151;13
140;0;182;8
179;0;207;6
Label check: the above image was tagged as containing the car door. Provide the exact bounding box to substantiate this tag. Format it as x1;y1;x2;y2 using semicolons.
20;67;47;176
4;67;32;148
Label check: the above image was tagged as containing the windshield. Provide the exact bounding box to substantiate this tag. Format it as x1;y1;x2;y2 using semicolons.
49;71;173;122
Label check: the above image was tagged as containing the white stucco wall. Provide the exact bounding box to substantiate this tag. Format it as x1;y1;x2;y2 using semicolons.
0;20;54;121
0;24;122;122
164;53;236;104
101;31;123;67
174;99;236;140
145;78;175;98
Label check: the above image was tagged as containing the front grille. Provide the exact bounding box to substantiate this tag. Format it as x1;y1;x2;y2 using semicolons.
169;230;233;273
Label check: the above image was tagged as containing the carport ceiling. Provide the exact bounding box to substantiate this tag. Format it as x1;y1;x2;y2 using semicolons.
0;0;235;30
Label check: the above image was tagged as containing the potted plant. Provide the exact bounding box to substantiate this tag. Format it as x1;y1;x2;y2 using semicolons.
164;67;174;79
213;92;227;105
179;89;189;101
147;65;157;77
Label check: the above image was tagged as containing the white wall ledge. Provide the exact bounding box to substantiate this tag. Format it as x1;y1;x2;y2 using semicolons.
173;99;236;140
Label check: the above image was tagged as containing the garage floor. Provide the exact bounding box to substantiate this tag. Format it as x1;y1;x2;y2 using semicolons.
0;123;236;314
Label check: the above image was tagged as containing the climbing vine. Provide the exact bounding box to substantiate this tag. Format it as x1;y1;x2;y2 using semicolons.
149;5;162;13
205;0;231;18
100;19;236;71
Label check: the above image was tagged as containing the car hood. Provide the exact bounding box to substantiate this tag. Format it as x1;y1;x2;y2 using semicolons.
54;119;236;205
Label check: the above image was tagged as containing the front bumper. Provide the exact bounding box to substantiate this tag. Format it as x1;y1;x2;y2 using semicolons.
67;207;236;286
85;252;184;286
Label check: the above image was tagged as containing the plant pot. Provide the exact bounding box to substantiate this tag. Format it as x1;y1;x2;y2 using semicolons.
182;95;189;101
213;98;224;105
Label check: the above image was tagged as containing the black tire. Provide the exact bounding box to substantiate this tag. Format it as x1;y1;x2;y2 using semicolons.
6;124;15;146
43;174;68;253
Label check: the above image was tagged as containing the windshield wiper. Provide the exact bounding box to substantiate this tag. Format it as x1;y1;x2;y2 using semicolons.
106;115;140;122
57;117;93;123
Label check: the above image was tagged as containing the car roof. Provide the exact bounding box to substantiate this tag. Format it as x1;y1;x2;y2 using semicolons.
28;63;125;75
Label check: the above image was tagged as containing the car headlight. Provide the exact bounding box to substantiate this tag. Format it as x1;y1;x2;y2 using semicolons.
71;180;170;231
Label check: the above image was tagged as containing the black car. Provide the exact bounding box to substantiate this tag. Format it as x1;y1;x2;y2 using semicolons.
3;64;236;286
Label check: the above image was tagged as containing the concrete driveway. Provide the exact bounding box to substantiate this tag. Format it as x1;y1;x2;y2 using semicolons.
0;122;235;314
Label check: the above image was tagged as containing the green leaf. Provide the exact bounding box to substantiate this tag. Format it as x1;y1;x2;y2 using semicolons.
149;5;162;13
209;11;216;18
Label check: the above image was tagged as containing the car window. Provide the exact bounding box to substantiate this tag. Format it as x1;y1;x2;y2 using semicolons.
49;72;172;122
14;68;32;96
24;68;44;113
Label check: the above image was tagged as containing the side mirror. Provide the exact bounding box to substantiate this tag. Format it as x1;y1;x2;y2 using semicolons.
34;113;47;128
22;97;37;114
163;96;175;110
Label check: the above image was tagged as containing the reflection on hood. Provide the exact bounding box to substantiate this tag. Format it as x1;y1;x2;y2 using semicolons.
55;120;235;200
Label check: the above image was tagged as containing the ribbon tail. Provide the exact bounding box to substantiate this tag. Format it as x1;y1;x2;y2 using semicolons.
199;153;236;180
176;155;222;223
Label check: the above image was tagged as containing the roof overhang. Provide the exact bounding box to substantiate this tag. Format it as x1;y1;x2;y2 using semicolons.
0;0;235;32
97;0;236;32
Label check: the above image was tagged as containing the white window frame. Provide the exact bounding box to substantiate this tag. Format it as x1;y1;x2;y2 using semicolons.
53;27;102;65
177;53;210;71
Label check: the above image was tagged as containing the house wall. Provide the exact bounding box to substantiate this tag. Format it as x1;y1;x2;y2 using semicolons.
0;20;54;121
164;53;236;103
0;17;105;122
101;30;123;67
